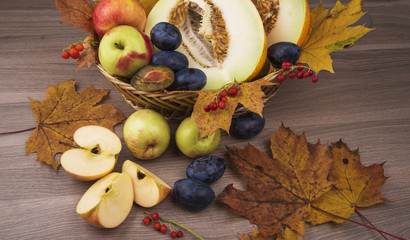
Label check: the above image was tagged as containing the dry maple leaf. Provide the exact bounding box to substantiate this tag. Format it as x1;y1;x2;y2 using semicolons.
238;227;273;240
191;79;275;138
76;33;99;71
299;0;374;73
55;0;95;34
276;227;302;240
26;80;125;171
218;125;333;237
306;139;389;225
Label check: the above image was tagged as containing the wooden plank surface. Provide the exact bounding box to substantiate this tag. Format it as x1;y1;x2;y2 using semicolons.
1;0;409;239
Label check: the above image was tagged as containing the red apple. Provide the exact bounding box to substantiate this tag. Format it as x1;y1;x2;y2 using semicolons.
93;0;147;38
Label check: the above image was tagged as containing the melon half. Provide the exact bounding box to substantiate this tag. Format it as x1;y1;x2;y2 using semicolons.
252;0;310;47
145;0;267;90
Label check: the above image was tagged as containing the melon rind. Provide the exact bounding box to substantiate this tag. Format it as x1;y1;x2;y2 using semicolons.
146;0;267;90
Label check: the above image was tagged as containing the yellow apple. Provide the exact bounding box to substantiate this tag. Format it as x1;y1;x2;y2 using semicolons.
76;172;134;228
60;125;121;181
122;160;171;207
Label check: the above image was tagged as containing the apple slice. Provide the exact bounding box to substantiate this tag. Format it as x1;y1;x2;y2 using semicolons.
61;125;121;181
76;172;134;228
122;160;171;207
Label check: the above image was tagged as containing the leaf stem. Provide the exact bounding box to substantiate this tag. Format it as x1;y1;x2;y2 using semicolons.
144;211;204;240
311;206;405;240
355;209;387;240
0;127;36;135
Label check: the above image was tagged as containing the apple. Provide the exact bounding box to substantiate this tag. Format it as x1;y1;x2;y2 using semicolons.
60;125;121;181
98;25;154;78
175;117;221;158
93;0;146;38
76;172;134;228
122;160;171;207
123;109;170;160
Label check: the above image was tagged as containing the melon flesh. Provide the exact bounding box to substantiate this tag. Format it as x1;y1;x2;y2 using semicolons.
146;0;267;90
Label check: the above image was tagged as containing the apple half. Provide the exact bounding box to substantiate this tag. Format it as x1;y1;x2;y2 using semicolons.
252;0;310;47
76;172;134;228
122;160;171;207
145;0;267;90
60;125;121;181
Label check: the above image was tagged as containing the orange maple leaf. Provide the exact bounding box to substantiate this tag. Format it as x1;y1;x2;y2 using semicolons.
55;0;95;34
76;33;99;71
26;80;125;171
191;79;276;138
218;125;333;237
307;140;389;224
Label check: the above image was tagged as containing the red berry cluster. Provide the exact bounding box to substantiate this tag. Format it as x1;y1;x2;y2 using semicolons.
277;61;319;83
143;212;184;238
61;43;84;60
203;85;240;112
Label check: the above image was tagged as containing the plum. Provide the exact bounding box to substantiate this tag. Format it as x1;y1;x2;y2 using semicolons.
230;112;265;139
173;178;215;211
150;22;182;51
151;51;189;73
186;156;226;184
267;42;301;68
166;68;207;91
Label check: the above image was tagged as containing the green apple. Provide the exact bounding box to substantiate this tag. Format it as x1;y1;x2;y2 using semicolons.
175;117;221;158
122;160;171;207
123;109;170;160
60;125;121;181
98;25;154;78
76;172;134;228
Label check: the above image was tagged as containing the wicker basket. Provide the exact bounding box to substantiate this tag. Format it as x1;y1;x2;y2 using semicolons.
97;64;281;121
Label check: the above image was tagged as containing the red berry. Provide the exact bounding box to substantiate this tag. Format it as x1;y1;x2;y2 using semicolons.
288;71;296;79
70;47;79;59
281;61;292;71
209;102;218;111
143;216;151;226
277;73;285;82
75;43;84;51
154;222;161;231
219;89;227;97
61;51;70;59
204;105;211;112
312;76;319;83
308;70;314;77
218;101;226;109
303;72;309;78
177;230;183;237
221;96;228;102
160;224;167;233
296;62;304;71
297;71;304;79
151;212;159;221
171;231;177;238
228;87;238;97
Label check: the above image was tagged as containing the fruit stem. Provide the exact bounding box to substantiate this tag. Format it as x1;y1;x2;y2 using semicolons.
0;127;36;135
144;211;204;240
355;209;387;240
62;40;99;52
311;206;405;240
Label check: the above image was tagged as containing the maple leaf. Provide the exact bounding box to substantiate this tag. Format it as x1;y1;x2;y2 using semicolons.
76;33;99;71
26;80;125;171
299;0;374;73
306;139;389;225
218;125;333;237
191;79;275;138
55;0;95;34
276;227;302;240
238;227;273;240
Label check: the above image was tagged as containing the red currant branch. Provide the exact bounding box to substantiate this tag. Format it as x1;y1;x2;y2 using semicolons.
144;211;204;239
61;40;99;60
0;127;35;135
311;206;405;240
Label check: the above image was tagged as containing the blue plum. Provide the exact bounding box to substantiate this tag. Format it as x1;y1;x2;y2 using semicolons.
151;51;189;73
173;178;215;211
166;68;207;91
186;156;226;184
267;42;301;68
150;22;182;51
230;112;265;139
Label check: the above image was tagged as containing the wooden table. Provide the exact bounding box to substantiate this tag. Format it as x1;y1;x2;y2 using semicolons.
1;0;409;239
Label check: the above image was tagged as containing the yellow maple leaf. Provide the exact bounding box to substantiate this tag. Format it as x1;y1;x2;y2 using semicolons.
299;0;374;73
276;227;302;240
191;79;275;138
238;227;273;240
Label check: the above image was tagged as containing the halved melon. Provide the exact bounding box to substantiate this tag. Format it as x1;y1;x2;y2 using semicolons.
145;0;267;90
252;0;310;47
